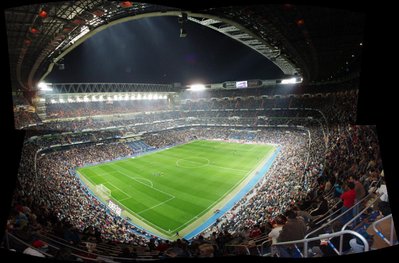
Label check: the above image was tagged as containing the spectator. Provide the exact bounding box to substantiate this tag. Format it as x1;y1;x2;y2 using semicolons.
333;180;344;198
310;196;329;217
277;210;307;257
268;216;284;257
340;182;356;224
349;174;366;217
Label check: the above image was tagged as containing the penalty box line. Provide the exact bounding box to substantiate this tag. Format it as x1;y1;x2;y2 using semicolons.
136;196;175;215
106;181;132;199
109;163;175;199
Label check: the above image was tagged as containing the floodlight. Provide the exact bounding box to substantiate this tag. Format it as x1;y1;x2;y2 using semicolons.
188;84;206;91
38;82;52;91
281;78;297;84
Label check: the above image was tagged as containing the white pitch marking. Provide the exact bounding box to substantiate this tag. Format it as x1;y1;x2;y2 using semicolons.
136;196;175;215
106;182;132;198
109;163;174;198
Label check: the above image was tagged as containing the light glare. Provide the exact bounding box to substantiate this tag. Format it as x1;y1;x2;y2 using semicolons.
188;84;206;91
281;78;297;84
38;82;52;91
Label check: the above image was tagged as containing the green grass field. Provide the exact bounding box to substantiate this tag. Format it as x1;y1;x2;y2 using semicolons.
77;140;275;239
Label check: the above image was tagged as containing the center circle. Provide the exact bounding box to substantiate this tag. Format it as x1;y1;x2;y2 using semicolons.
176;157;210;168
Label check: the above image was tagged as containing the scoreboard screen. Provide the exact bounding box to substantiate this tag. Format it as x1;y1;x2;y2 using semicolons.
223;80;261;89
235;81;248;88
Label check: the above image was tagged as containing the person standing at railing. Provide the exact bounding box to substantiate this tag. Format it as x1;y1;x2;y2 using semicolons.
340;182;356;224
376;182;392;216
333;180;344;198
349;175;366;219
276;210;307;257
268;216;285;257
310;196;329;218
268;216;284;257
374;172;389;208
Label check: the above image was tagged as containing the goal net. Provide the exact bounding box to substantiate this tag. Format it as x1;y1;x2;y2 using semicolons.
95;184;111;201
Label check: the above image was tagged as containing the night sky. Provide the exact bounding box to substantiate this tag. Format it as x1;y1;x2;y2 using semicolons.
45;16;284;85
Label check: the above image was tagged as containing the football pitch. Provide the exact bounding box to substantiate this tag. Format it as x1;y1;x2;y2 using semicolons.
77;140;276;239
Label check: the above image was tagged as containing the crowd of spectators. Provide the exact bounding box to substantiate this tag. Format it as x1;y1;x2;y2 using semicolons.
13;110;41;129
5;126;316;257
5;83;390;259
46;100;169;119
14;88;357;135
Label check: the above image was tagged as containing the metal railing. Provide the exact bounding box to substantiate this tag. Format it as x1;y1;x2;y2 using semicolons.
341;196;380;231
337;196;380;253
311;199;342;226
258;237;272;255
372;214;397;246
5;231;157;262
305;192;373;239
6;232;55;258
271;229;368;257
312;178;381;230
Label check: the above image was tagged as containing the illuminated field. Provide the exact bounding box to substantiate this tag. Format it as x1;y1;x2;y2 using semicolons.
77;140;275;239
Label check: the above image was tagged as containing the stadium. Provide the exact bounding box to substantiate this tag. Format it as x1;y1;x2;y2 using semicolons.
2;1;397;261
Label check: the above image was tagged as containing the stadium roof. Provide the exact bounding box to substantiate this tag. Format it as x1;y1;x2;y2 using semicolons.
5;1;365;96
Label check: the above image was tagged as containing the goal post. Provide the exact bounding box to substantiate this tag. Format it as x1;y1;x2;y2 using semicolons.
95;184;111;201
